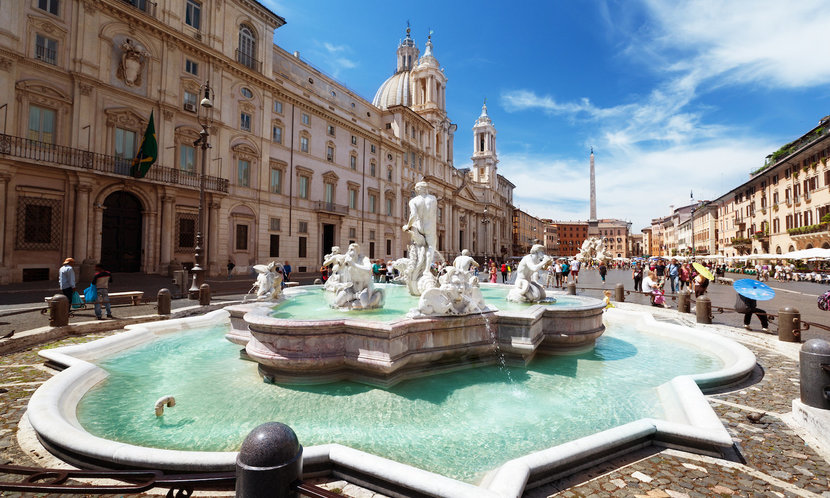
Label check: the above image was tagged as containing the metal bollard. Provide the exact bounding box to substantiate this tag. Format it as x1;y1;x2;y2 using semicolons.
49;294;69;327
778;307;801;343
157;288;171;315
199;283;211;306
614;283;624;303
236;422;303;498
567;282;576;295
678;289;690;313
800;339;830;409
696;295;712;324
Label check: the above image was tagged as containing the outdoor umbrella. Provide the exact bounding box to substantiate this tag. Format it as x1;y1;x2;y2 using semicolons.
781;248;830;260
734;279;776;301
692;262;714;280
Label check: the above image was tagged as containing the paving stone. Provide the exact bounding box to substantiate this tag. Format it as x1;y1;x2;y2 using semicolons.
632;471;653;483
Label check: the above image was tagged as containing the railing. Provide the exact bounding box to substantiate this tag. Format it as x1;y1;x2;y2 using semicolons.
312;201;349;215
35;44;57;65
120;0;157;17
0;134;228;193
236;49;262;72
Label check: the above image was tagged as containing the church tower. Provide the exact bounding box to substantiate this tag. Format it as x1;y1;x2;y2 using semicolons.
396;25;419;73
471;101;498;187
410;33;447;115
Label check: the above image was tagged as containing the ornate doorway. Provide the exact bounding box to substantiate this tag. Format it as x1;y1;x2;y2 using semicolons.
101;191;143;272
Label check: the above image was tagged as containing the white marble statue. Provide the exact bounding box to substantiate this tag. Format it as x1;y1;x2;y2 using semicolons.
401;181;443;296
325;243;385;310
507;244;553;303
408;266;487;318
322;246;344;292
577;237;612;265
252;261;283;301
453;249;481;287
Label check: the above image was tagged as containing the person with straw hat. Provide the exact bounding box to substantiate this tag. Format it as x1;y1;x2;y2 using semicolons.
58;257;76;301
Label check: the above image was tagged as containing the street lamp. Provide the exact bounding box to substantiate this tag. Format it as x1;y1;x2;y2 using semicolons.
482;206;490;266
188;81;214;299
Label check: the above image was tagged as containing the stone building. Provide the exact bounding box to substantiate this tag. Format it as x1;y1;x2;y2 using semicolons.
0;0;514;283
511;208;544;256
596;219;632;258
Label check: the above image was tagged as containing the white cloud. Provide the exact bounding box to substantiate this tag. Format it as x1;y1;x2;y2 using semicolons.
306;40;358;77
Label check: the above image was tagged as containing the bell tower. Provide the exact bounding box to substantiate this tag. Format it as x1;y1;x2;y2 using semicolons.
396;25;419;73
411;32;446;114
471;100;497;187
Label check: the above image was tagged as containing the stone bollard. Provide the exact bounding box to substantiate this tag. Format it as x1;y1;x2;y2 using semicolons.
49;294;69;327
567;282;576;295
199;283;211;306
157;288;171;315
614;283;624;303
696;295;712;324
799;339;830;410
678;289;690;313
236;422;303;498
778;307;801;343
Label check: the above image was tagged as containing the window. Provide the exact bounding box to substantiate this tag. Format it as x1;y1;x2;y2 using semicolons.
237;159;250;187
185;59;199;76
35;34;57;65
326;145;334;162
386;239;392;256
299;176;309;199
240;87;253;99
370;144;376;153
299;237;307;258
27;105;55;143
349;189;357;209
240;112;251;132
350;155;357;170
272;125;282;144
387;168;392;181
238;25;257;70
18;197;62;250
115;127;136;159
327;124;335;136
270;168;282;193
235;224;248;250
177;215;196;249
38;0;59;15
183;91;197;111
301;113;310;125
351;135;357;145
179;144;195;173
324;183;334;203
300;136;309;153
386;198;392;216
349;227;356;238
299;221;308;233
369;230;376;240
269;217;281;231
274;101;283;113
370;161;376;177
185;0;201;29
270;234;280;257
369;194;376;213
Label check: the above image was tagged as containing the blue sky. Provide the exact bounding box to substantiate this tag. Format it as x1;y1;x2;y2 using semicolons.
262;0;830;231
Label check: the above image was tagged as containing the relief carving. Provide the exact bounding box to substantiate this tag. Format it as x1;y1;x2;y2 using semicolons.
79;82;93;96
116;38;149;87
0;57;12;71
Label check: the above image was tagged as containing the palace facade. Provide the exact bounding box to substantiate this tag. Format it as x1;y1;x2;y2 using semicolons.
0;0;514;283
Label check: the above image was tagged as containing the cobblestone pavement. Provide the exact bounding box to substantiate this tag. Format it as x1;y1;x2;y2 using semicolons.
1;305;829;497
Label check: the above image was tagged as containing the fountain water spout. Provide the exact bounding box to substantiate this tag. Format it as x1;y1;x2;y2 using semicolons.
154;395;176;416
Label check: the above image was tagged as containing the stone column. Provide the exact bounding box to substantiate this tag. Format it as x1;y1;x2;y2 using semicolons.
159;195;175;273
73;184;92;262
92;203;104;263
208;201;220;274
145;208;157;274
0;173;10;267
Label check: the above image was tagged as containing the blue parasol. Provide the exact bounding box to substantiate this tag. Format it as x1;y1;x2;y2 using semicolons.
734;279;776;301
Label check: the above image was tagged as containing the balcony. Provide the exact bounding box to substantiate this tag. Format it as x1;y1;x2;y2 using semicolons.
313;201;349;216
236;49;262;72
0;133;228;193
788;223;829;243
120;0;157;17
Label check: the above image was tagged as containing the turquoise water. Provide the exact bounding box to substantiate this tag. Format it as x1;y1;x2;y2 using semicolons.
77;323;721;482
271;284;583;321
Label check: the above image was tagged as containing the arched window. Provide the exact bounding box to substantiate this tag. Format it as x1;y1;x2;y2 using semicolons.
238;25;257;70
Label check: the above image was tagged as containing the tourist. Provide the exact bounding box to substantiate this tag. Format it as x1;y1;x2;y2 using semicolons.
598;261;607;283
643;270;666;307
386;260;395;283
92;264;113;320
655;259;666;281
372;260;381;282
571;258;581;284
735;292;769;332
320;264;329;283
561;259;570;284
694;270;709;298
227;259;235;279
602;290;615;310
58;257;76;301
500;261;508;283
667;259;680;293
632;263;643;291
555;259;565;288
282;261;292;282
545;262;556;288
678;263;690;290
489;261;498;283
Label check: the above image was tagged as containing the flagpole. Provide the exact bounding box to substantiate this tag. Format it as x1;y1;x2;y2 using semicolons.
189;81;214;299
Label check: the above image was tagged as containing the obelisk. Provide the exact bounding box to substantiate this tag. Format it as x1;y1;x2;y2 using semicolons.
587;148;599;237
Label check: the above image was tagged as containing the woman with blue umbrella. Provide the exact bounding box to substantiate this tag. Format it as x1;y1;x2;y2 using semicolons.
734;279;775;332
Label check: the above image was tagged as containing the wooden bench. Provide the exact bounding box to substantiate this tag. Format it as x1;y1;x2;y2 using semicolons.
44;291;144;306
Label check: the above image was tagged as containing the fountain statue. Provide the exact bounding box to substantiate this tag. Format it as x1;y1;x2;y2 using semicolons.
251;261;283;301
507;244;554;303
401;181;443;296
577;237;612;265
408;250;487;318
324;243;385;310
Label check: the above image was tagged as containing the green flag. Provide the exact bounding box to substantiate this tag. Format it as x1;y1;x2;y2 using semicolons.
130;111;157;178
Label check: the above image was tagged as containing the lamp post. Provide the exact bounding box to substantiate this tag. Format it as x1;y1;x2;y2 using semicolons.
188;81;214;299
690;207;696;262
482;206;490;267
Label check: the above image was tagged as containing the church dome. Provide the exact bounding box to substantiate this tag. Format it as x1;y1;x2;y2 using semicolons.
372;71;411;109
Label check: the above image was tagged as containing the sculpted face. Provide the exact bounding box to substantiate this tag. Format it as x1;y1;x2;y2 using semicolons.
414;182;428;195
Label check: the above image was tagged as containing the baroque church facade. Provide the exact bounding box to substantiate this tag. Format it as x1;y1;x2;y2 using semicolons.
0;0;514;283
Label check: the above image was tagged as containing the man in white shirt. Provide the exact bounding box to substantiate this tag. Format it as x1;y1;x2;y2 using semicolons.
58;257;76;301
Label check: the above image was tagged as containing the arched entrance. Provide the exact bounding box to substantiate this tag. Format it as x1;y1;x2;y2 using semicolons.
101;191;143;272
